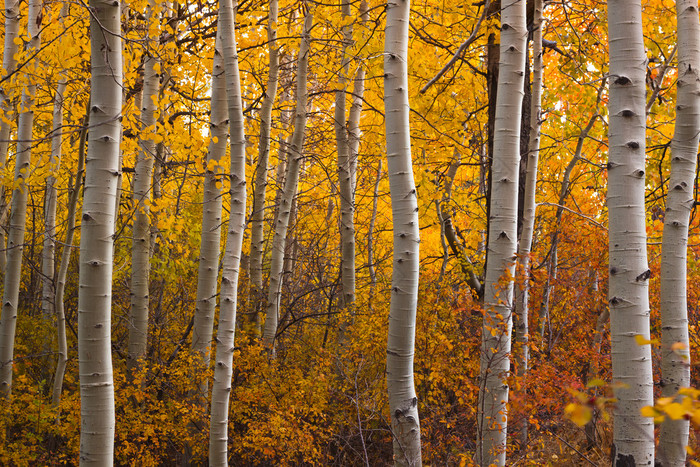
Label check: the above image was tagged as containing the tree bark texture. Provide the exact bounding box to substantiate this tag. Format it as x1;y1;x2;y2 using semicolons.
262;8;313;351
659;0;700;463
78;0;123;461
384;0;422;464
0;0;42;397
476;0;526;464
607;0;654;464
249;0;279;338
209;0;246;462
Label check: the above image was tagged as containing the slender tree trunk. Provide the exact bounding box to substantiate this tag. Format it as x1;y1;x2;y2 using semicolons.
0;0;21;274
209;0;246;461
52;112;87;408
476;0;526;464
607;1;654;464
42;0;69;323
658;0;700;463
384;0;422;464
192;32;228;370
78;0;123;460
249;0;279;338
0;0;42;397
336;0;355;310
262;8;313;351
368;159;381;287
512;0;542;447
129;9;161;367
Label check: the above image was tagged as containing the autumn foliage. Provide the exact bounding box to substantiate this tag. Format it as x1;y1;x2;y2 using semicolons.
0;0;699;464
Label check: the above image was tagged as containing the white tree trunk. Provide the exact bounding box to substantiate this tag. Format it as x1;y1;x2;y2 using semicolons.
209;0;246;461
249;0;279;337
262;8;313;351
384;0;421;464
53;115;87;408
336;0;355;309
607;1;654;464
0;0;42;397
78;0;123;461
476;0;526;464
513;0;543;446
128;10;160;366
192;33;228;368
0;0;21;273
658;0;700;464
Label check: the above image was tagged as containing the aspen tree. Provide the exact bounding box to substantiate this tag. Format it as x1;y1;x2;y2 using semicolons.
209;0;246;460
42;3;70;324
192;29;228;371
53;113;87;408
336;0;355;309
249;0;279;337
476;0;526;464
129;0;161;366
384;0;422;464
78;0;123;460
0;0;42;397
513;0;542;444
607;0;654;464
659;0;700;463
0;0;21;273
263;7;313;350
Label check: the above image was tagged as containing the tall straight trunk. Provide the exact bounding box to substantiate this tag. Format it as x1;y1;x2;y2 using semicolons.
476;0;526;464
192;34;228;368
607;1;654;464
368;159;381;287
0;0;42;397
659;0;700;463
0;0;21;273
384;0;422;464
513;0;542;446
43;80;68;321
78;0;122;461
249;0;279;338
262;8;313;351
336;0;355;309
53;113;87;408
209;1;246;460
129;12;160;366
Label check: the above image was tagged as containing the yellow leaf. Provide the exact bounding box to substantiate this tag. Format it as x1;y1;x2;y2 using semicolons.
640;406;656;418
586;378;605;388
634;334;659;346
664;402;686;420
565;403;592;426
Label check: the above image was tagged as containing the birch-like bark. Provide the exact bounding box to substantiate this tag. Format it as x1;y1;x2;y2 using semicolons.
249;0;279;338
53;115;87;408
607;1;654;464
336;0;355;309
476;0;526;464
43;2;70;323
209;0;246;461
78;0;122;460
0;0;21;273
368;160;381;287
192;34;228;367
43;80;67;321
659;0;700;463
262;9;313;351
128;8;161;366
513;0;543;445
384;0;422;464
0;0;42;397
